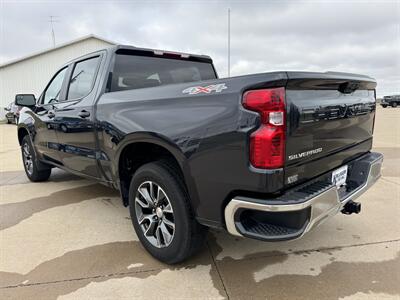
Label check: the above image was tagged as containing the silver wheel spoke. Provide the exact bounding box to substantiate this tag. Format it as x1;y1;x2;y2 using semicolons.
149;182;155;199
138;213;154;225
160;222;173;245
23;146;29;156
157;187;166;202
138;186;154;207
163;203;173;214
135;196;150;209
144;219;158;237
155;227;162;247
162;217;175;229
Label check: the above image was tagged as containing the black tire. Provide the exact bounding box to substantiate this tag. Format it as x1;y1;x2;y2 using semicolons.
391;102;397;108
21;135;52;182
382;104;387;108
6;118;11;124
129;160;207;264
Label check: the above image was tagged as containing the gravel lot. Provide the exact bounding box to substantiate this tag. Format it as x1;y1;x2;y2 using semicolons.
0;106;399;299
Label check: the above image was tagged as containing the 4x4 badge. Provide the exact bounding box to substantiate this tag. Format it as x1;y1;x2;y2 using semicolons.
183;83;227;95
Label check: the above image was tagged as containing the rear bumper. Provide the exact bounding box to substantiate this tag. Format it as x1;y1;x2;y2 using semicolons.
224;152;383;241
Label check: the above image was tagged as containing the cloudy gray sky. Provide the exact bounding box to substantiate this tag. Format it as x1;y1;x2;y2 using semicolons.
1;0;399;96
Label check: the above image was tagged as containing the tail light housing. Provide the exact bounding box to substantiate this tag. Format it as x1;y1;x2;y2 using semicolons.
243;87;286;169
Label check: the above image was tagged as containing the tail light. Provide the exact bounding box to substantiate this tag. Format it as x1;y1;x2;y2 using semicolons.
243;87;286;169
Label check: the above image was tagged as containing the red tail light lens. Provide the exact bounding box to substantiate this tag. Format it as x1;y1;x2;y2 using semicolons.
243;87;285;169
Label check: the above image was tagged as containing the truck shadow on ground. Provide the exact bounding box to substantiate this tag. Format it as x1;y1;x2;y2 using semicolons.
0;183;118;230
0;238;226;299
0;169;85;186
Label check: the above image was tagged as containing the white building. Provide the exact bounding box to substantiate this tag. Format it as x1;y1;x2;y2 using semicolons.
0;35;116;119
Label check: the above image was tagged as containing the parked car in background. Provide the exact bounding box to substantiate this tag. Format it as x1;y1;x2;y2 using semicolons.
15;45;382;263
4;102;21;124
381;95;400;108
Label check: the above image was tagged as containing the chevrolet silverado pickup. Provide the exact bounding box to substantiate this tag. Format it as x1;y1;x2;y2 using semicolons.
16;45;383;263
381;95;400;108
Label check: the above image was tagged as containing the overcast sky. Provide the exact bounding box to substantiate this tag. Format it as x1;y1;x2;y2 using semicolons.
0;0;399;96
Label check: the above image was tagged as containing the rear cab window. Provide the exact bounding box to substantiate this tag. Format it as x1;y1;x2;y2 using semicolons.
67;56;100;100
109;51;216;92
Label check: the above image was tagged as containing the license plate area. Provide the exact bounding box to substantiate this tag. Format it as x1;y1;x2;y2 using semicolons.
332;165;348;188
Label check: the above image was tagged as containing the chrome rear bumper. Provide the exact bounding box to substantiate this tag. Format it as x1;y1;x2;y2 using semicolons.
224;152;383;241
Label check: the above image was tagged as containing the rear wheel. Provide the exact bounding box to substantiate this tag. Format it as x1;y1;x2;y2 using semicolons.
21;135;51;182
391;102;397;108
129;160;207;264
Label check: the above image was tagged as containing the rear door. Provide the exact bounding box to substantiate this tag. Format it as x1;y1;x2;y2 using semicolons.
54;53;103;178
284;72;377;186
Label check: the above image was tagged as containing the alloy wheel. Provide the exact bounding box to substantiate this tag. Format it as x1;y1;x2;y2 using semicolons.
22;142;33;175
134;181;175;248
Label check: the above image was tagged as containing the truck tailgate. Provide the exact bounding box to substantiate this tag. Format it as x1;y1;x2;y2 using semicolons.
284;72;377;187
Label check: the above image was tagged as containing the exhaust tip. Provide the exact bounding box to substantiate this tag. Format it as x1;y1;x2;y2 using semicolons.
341;200;361;215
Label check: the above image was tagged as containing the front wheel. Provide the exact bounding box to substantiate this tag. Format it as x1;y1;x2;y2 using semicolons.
382;104;387;108
21;135;52;182
129;160;207;264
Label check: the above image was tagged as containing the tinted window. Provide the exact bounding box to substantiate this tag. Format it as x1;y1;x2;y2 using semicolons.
43;67;68;104
67;56;100;100
110;54;216;92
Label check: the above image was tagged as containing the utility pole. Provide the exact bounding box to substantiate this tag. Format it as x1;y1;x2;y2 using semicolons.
228;8;231;77
49;16;59;48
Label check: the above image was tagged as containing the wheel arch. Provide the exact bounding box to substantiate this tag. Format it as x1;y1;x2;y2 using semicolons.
17;113;35;146
115;132;193;207
17;126;30;146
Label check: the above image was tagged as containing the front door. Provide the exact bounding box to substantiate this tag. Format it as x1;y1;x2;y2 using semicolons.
33;66;69;164
54;55;102;178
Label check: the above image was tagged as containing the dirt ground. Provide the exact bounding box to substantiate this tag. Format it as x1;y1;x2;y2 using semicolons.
0;106;399;299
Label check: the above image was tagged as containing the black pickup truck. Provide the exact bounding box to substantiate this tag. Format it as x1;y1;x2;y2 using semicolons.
16;45;383;263
381;95;400;108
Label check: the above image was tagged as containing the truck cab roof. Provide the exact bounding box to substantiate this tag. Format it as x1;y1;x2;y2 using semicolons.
64;44;213;71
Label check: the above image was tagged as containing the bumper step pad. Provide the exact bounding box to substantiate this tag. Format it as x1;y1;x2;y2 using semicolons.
241;217;304;240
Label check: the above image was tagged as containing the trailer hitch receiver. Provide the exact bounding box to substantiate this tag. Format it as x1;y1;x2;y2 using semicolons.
341;200;361;215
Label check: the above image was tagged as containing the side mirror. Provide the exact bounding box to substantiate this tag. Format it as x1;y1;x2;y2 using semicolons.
15;94;36;107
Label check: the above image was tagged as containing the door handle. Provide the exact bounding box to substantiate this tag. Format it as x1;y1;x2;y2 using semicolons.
48;111;56;119
78;110;90;118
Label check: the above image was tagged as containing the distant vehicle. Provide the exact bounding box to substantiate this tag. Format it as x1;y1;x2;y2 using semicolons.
381;95;400;108
15;45;383;264
4;102;21;124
